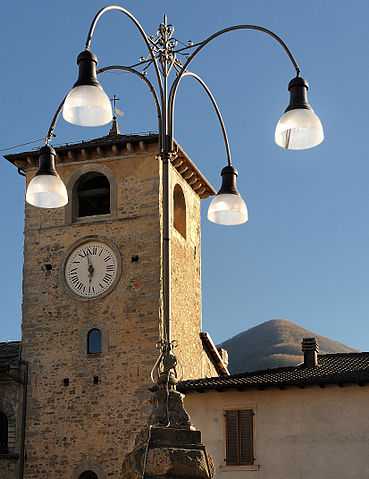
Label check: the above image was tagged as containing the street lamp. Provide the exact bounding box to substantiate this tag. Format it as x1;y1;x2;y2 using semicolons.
25;144;68;208
62;50;113;127
275;76;324;149
25;5;323;477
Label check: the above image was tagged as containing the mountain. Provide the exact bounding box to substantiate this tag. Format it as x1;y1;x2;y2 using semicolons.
220;319;357;374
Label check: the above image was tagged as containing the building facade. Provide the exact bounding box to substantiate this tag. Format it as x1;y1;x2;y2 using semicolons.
1;127;369;479
180;339;369;479
0;128;227;479
0;342;25;479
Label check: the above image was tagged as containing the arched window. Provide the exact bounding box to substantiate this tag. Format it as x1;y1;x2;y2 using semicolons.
74;172;110;219
173;184;186;239
79;472;98;479
0;412;8;453
87;328;102;354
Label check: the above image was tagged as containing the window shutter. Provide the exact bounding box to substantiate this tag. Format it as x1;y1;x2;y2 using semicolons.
225;410;239;465
225;409;254;466
239;410;253;465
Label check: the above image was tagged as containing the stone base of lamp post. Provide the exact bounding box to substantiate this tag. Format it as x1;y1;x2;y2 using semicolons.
121;426;215;479
122;353;214;479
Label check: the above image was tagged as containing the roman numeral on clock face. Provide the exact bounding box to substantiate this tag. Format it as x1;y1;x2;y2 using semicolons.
103;273;113;284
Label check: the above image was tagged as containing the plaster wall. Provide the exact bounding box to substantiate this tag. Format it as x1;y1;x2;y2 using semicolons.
185;385;369;479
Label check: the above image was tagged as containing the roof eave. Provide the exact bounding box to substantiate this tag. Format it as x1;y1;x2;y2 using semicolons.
4;134;215;199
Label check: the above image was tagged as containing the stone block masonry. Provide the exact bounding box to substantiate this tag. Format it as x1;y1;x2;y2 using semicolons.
13;137;217;479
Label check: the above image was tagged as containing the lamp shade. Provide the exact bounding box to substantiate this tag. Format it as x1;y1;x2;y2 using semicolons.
275;76;324;150
26;145;68;208
62;50;112;127
208;166;248;225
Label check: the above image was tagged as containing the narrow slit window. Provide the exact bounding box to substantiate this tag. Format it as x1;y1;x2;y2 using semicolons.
0;412;8;453
173;184;186;239
225;409;254;465
87;328;102;354
75;172;110;218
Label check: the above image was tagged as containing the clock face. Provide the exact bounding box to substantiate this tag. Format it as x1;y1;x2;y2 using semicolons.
64;241;119;298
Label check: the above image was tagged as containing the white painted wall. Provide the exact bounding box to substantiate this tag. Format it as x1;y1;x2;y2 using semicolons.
184;385;369;479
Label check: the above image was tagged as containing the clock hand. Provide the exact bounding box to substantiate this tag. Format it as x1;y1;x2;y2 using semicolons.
87;255;95;283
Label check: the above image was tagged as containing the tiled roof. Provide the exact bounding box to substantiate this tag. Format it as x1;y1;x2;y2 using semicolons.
6;132;158;157
0;341;21;368
50;132;159;151
178;353;369;393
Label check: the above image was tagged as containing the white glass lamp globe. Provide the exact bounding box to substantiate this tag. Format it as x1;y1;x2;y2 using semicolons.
26;174;68;208
26;145;68;208
208;193;248;225
275;108;324;150
62;84;113;127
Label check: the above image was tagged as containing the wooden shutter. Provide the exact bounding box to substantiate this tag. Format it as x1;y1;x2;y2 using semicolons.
225;409;254;465
225;410;239;464
239;410;254;464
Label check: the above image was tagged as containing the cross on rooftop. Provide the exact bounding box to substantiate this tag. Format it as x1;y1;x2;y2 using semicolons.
108;95;121;136
110;95;120;118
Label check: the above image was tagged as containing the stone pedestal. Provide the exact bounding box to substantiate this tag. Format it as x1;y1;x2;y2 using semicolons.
121;427;214;479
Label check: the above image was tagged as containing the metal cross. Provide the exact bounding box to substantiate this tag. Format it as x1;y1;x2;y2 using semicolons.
110;94;120;117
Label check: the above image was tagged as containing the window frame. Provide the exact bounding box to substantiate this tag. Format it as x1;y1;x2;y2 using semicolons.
87;328;102;355
65;166;117;226
74;172;111;220
224;408;255;467
173;183;187;239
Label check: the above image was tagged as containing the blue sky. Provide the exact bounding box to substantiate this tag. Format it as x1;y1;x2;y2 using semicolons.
1;1;369;350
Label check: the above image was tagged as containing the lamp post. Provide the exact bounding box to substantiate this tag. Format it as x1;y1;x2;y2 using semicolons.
25;5;323;477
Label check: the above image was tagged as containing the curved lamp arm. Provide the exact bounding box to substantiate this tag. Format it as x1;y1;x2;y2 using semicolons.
180;72;232;167
85;5;163;96
168;24;301;149
45;65;162;144
46;97;67;144
98;65;162;128
86;5;165;148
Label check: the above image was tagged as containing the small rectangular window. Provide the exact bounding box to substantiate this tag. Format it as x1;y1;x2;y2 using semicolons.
225;409;254;465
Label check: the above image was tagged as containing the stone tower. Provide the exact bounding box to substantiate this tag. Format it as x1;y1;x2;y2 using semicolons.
5;130;226;479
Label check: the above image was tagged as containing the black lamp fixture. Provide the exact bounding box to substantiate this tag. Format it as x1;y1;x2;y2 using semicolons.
25;145;68;208
275;75;324;150
208;165;247;225
62;49;113;127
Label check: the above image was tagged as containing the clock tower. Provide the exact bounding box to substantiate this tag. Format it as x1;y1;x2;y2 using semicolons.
5;128;226;479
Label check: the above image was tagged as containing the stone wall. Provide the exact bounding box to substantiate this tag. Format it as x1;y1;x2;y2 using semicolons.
169;164;217;380
21;141;216;479
0;377;22;479
22;146;161;479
